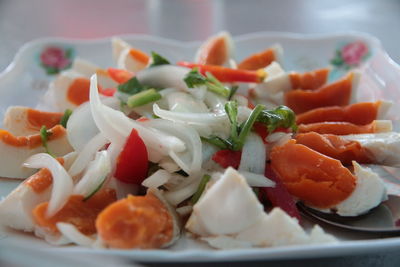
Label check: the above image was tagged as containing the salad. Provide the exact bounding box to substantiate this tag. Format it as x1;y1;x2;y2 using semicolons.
0;31;396;250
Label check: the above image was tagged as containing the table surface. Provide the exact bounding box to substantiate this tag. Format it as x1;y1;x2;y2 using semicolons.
1;0;400;266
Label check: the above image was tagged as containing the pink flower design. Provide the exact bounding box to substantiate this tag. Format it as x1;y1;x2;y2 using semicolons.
40;46;71;74
341;41;368;66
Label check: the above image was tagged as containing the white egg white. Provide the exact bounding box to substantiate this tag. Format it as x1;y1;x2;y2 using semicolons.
0;128;73;179
186;167;336;249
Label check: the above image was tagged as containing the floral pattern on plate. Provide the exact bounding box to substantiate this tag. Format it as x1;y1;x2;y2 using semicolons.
330;41;370;70
39;46;74;75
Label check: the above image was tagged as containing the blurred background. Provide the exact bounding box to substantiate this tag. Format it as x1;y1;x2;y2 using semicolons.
0;0;400;266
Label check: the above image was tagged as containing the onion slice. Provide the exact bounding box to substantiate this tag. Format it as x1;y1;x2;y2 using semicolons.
68;133;109;177
164;177;201;206
239;171;275;187
73;151;111;197
153;104;227;124
23;153;73;217
143;119;202;175
239;133;266;175
136;65;190;91
56;222;95;247
66;98;119;152
89;75;186;159
142;169;171;188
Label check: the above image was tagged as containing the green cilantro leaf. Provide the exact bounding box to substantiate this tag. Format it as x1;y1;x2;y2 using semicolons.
183;68;230;97
256;105;297;133
127;89;162;108
117;77;147;95
149;51;170;67
204;103;296;151
201;136;231;150
184;68;208;87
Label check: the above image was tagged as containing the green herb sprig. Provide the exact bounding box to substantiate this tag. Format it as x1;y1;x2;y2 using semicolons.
117;77;161;108
60;109;72;128
191;174;211;204
184;68;237;98
149;51;170;67
202;102;297;151
256;105;297;133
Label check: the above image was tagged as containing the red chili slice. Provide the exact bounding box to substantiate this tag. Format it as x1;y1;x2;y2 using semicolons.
177;61;265;83
114;129;148;184
260;164;301;222
212;150;242;169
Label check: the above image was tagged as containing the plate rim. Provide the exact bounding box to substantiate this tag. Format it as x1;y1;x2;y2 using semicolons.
1;30;400;78
1;31;400;261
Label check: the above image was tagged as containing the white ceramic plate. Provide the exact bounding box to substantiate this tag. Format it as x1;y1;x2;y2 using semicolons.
1;32;400;262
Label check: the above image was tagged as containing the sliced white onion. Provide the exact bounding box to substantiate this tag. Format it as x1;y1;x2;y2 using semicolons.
34;227;71;246
163;173;187;191
142;169;171;188
106;139;125;170
239;171;275;187
63;151;78;171
164;177;201;206
56;222;95;247
153;103;227;125
232;94;249;107
201;142;218;165
107;177;139;199
130;103;155;118
185;123;213;137
73;151;111;197
136;65;190;91
266;132;292;147
158;157;181;173
188;86;207;101
159;87;180;98
89;75;186;157
237;106;253;124
67;98;119;152
204;91;227;113
143;119;202;175
165;91;208;113
239;133;266;175
23;153;73;217
68;133;109;177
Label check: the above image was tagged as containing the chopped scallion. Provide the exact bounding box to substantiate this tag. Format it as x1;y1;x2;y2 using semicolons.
40;125;53;156
191;174;211;204
60;109;72;128
201;136;231;150
225;100;239;141
83;175;107;201
228;85;239;100
233;104;264;150
205;72;230;97
127;89;162;108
